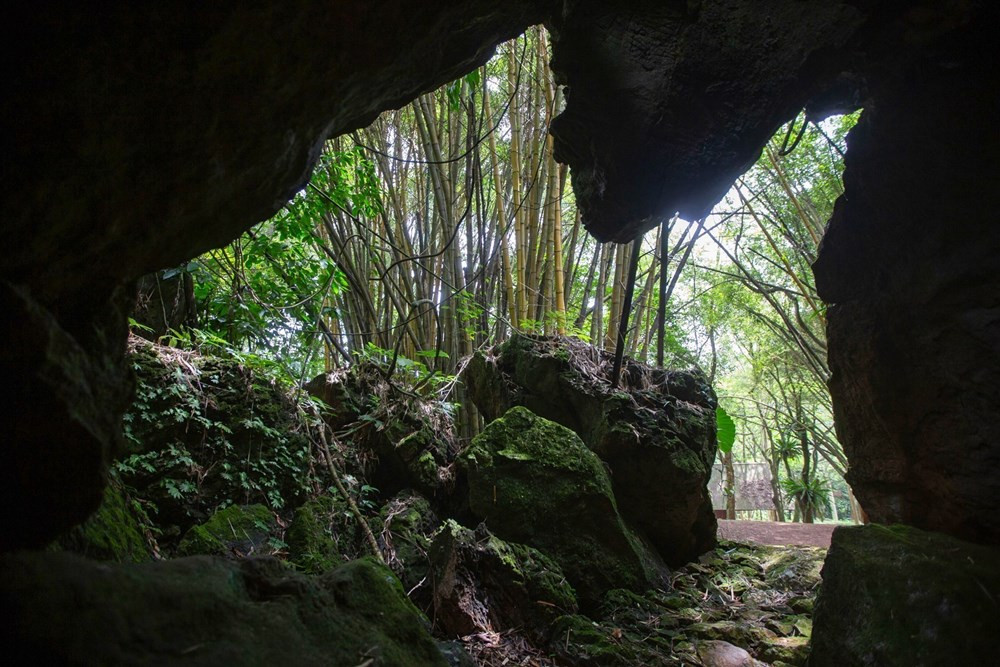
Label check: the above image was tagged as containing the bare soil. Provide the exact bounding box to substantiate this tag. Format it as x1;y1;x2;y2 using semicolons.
718;519;838;548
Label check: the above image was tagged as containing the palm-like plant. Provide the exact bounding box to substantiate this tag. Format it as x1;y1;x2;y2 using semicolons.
781;476;830;522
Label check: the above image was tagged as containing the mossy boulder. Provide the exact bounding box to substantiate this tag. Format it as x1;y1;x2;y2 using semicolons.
763;547;824;592
466;334;717;566
809;524;1000;666
761;636;809;665
459;406;668;608
176;504;277;558
430;519;577;641
53;477;150;563
0;551;447;665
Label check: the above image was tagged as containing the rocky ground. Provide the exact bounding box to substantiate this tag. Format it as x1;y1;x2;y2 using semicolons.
462;539;824;666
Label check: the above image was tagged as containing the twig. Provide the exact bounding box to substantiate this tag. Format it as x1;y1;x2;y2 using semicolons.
310;419;385;565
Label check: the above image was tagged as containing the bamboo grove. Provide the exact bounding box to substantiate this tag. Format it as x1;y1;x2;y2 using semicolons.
155;27;861;522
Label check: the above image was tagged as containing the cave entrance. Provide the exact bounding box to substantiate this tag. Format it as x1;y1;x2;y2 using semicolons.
134;34;863;534
119;72;858;659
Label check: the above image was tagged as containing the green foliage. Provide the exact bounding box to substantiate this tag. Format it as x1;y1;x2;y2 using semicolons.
180;146;389;374
781;476;831;519
352;342;456;395
127;317;154;334
716;407;736;454
117;338;321;530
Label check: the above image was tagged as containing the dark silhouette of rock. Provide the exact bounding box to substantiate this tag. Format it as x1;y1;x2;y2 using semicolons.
813;22;1000;545
809;524;1000;666
547;0;872;241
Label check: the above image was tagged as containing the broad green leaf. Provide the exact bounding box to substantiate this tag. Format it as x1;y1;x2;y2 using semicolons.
716;406;736;454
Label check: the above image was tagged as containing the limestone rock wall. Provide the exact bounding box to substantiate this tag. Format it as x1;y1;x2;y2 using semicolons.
813;21;1000;544
547;0;870;241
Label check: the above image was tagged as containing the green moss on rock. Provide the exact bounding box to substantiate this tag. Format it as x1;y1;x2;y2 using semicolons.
287;496;344;574
379;491;438;597
176;504;276;557
459;406;667;609
810;524;1000;666
551;614;639;665
305;368;455;498
53;478;150;563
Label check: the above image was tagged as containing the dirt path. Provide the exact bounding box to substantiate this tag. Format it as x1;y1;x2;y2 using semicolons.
717;519;837;548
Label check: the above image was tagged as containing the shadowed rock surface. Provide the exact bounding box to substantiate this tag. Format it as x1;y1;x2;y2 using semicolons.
1;553;448;666
548;0;871;241
429;519;578;643
809;524;1000;666
813;20;1000;544
306;366;458;500
466;335;717;566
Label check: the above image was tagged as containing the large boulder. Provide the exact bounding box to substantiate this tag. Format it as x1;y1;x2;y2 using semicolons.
466;334;717;566
1;552;447;666
1;281;132;551
809;524;1000;666
458;405;668;608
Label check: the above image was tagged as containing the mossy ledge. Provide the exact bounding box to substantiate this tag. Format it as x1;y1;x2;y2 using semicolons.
0;551;447;666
